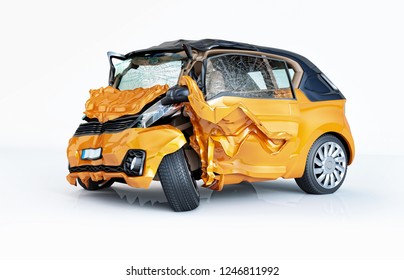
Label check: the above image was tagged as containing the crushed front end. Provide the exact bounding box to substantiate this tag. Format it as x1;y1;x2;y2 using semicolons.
66;51;189;189
66;122;186;188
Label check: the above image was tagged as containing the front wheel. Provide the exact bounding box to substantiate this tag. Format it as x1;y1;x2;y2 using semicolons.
158;149;200;212
295;134;348;194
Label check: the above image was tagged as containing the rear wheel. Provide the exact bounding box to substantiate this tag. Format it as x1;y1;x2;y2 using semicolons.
158;149;200;212
295;134;348;194
77;178;114;191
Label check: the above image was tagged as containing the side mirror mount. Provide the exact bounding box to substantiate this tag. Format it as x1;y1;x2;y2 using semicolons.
161;86;189;105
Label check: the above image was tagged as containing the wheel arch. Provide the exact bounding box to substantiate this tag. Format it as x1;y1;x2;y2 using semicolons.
325;131;354;165
284;127;355;179
302;129;355;167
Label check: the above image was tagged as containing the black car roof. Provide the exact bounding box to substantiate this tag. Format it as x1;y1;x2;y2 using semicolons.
124;39;344;102
126;39;320;74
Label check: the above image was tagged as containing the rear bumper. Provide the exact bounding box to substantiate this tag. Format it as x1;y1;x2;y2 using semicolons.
66;125;186;188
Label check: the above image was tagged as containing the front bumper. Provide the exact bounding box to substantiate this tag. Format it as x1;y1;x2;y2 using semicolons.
66;125;186;188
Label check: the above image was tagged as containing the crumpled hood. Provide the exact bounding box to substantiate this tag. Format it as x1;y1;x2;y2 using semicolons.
84;84;169;123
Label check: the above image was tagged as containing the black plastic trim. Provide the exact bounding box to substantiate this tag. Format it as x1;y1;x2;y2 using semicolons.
69;164;125;174
69;149;146;177
107;51;126;86
122;150;145;176
161;86;189;105
74;115;139;136
183;44;193;59
300;73;345;101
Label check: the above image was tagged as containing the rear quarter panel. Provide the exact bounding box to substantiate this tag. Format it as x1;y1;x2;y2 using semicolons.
283;89;355;178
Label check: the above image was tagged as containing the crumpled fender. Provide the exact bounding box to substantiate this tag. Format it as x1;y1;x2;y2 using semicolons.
66;125;186;188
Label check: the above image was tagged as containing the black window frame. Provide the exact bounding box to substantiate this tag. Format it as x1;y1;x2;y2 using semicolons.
202;53;296;101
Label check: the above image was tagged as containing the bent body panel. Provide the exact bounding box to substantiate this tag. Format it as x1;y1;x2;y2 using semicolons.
66;125;186;188
181;77;354;188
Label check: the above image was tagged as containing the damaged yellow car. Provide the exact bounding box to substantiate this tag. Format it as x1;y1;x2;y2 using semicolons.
67;39;355;211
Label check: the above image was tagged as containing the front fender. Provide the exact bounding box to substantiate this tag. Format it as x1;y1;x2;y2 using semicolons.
66;125;187;188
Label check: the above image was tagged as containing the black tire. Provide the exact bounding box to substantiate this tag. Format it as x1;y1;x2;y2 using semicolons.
295;134;348;194
158;149;200;212
77;178;114;191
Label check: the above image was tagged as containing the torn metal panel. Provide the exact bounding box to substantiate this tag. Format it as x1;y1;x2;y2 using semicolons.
84;85;169;123
181;76;292;190
66;125;187;188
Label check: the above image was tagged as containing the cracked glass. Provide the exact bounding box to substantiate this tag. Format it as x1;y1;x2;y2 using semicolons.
205;54;293;100
114;53;185;90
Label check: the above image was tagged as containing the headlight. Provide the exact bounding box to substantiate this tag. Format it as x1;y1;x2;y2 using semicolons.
135;100;179;128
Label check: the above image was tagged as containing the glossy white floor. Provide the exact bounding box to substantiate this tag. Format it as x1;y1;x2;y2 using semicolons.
0;148;402;263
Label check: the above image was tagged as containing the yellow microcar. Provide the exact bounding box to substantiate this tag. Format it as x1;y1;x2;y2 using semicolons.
67;39;355;211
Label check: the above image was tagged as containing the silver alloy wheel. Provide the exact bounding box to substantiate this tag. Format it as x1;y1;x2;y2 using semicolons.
312;141;347;189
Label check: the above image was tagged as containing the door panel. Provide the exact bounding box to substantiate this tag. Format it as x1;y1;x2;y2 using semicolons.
202;54;301;178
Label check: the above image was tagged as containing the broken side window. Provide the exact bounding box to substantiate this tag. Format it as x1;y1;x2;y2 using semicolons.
205;54;294;100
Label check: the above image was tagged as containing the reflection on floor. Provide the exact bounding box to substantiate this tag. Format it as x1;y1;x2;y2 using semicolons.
1;151;403;261
73;178;348;222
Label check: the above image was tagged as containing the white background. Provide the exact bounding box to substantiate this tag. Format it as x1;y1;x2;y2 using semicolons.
1;0;403;279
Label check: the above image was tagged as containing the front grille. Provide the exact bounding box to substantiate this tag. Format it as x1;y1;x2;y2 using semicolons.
69;165;125;173
74;115;138;136
74;122;103;135
69;149;145;177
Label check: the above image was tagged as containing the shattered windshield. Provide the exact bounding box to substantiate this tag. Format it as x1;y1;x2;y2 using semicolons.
113;52;186;90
